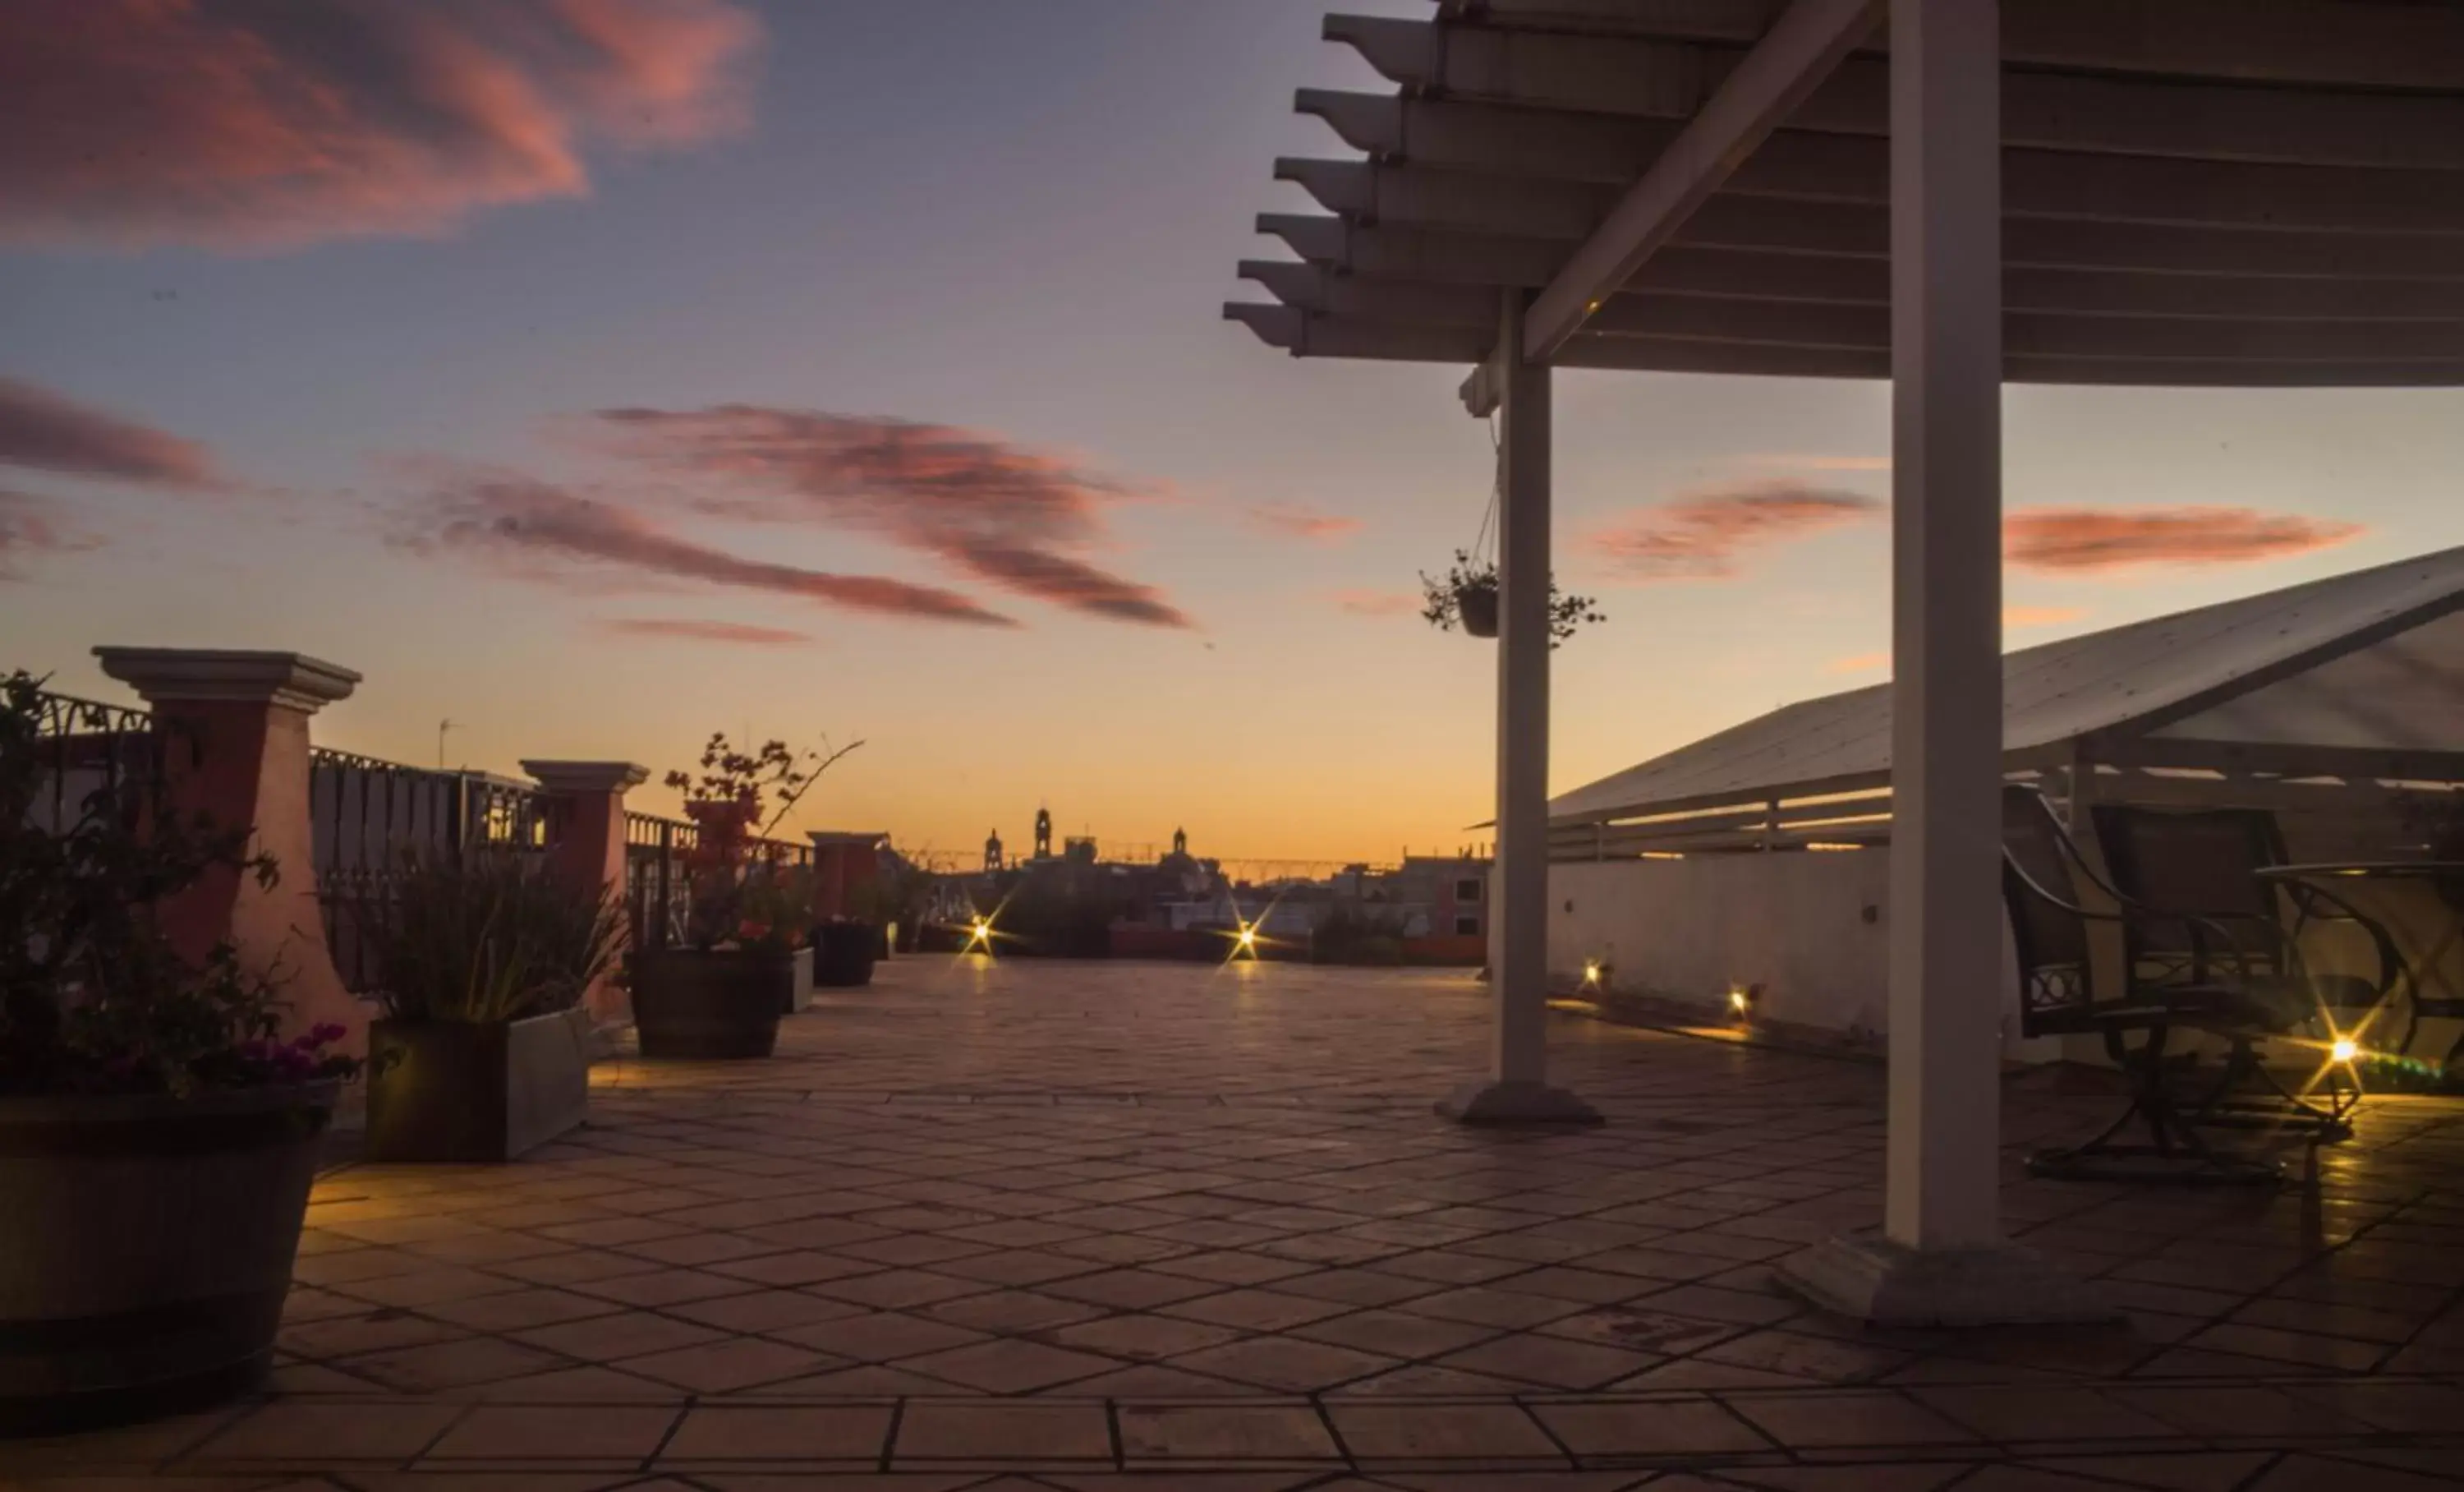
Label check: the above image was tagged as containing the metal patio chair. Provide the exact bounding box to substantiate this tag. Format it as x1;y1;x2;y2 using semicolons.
2002;786;2306;1183
2092;804;2402;1130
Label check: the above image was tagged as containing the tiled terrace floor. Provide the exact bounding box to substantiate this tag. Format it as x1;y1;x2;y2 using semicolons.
10;959;2464;1490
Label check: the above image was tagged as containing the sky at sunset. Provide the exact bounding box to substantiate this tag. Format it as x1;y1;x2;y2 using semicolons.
6;1;2463;868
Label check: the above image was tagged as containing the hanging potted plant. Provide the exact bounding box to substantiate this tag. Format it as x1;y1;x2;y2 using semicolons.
359;852;621;1162
632;733;858;1057
1419;548;1605;647
0;672;359;1434
1418;431;1602;647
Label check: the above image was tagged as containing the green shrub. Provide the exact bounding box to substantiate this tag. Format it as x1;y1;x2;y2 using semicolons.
364;852;621;1024
1;670;359;1095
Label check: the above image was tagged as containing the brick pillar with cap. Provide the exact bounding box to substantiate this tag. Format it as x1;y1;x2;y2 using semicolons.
524;759;650;1023
92;647;368;1061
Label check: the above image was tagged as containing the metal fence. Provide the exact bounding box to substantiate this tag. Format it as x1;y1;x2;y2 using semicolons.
310;750;549;994
623;810;811;953
23;688;158;837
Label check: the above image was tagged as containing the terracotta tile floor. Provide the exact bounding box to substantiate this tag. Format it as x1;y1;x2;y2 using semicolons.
7;959;2462;1490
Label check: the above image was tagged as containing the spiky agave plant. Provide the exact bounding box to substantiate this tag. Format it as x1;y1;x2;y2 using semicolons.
365;852;623;1024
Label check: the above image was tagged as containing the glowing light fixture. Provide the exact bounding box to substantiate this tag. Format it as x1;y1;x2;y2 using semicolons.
1236;922;1258;952
2331;1037;2359;1064
965;916;994;952
1582;960;1601;985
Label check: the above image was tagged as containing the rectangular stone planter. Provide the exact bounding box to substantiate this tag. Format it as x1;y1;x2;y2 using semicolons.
632;946;793;1059
785;944;816;1013
365;1007;592;1163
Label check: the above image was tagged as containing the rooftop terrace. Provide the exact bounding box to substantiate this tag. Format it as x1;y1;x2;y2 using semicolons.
8;959;2460;1489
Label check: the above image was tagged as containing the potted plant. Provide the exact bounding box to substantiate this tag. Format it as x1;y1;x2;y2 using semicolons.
631;733;857;1057
0;672;358;1434
813;914;879;988
1418;549;1604;647
358;852;621;1162
738;864;818;1013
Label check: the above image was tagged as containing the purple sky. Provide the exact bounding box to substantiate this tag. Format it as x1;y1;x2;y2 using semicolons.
4;0;2459;864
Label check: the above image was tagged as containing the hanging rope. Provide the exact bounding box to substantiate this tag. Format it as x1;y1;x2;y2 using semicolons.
1470;411;1501;566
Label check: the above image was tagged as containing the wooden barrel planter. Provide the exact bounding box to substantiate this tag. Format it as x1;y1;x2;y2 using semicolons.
0;1080;338;1436
365;1006;594;1162
632;947;795;1058
815;921;880;988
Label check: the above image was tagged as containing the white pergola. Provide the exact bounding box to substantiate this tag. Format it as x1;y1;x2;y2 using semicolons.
1227;0;2464;1324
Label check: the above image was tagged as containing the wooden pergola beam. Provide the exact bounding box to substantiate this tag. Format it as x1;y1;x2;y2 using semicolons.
1418;0;2464;90
1276;153;2464;251
1300;85;2464;181
1515;0;1880;362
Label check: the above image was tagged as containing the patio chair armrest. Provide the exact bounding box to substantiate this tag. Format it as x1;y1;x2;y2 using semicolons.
2277;877;2412;1005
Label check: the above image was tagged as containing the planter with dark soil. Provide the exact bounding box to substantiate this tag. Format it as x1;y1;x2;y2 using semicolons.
0;1080;338;1436
815;920;880;988
1455;583;1499;638
632;946;796;1057
365;1006;592;1162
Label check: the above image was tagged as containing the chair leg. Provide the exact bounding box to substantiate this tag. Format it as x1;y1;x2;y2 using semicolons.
2186;1037;2354;1142
2028;1028;2280;1186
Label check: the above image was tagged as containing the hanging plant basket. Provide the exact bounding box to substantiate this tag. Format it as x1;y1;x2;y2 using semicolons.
1455;582;1500;638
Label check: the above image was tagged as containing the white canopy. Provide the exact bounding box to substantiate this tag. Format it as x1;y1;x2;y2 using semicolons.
1551;546;2464;826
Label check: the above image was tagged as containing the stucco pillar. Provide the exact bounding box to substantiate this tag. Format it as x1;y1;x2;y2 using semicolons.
1775;0;2108;1326
524;759;648;1023
92;647;368;1061
1440;291;1601;1126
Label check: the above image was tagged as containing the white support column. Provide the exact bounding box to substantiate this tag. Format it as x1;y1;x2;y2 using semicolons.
1777;0;2108;1326
1882;0;2006;1258
1441;290;1600;1127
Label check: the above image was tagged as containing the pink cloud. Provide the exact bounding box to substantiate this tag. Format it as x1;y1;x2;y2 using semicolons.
0;376;218;487
593;406;1193;629
2007;507;2363;573
1250;505;1363;542
1827;652;1888;675
0;0;758;250
393;467;1015;627
1330;587;1421;618
0;489;103;580
602;617;812;646
1588;482;1882;580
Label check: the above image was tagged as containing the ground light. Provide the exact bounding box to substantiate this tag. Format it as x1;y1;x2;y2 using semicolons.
963;916;995;953
2332;1036;2360;1065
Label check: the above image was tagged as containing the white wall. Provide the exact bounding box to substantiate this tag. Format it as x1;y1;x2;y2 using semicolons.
1547;850;2053;1061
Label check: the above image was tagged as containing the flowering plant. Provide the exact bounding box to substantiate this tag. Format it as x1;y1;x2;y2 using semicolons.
665;731;861;951
0;670;361;1096
1418;550;1603;648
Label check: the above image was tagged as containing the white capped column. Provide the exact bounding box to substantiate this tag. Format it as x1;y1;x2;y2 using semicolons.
1777;0;2109;1324
1441;290;1600;1127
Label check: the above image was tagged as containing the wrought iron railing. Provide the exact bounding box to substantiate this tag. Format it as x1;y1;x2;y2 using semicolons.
23;689;158;836
310;749;549;993
622;810;811;953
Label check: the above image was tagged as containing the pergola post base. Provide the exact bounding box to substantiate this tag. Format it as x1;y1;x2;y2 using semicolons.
1437;1079;1603;1127
1776;1230;2117;1328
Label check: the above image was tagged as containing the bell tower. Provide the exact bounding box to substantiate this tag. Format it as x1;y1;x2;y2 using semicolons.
983;828;1004;873
1033;805;1052;860
1172;826;1188;858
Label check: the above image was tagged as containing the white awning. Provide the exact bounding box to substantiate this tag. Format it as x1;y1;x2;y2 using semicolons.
1550;545;2464;825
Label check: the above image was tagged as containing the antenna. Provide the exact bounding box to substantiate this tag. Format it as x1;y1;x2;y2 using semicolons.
438;718;460;769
